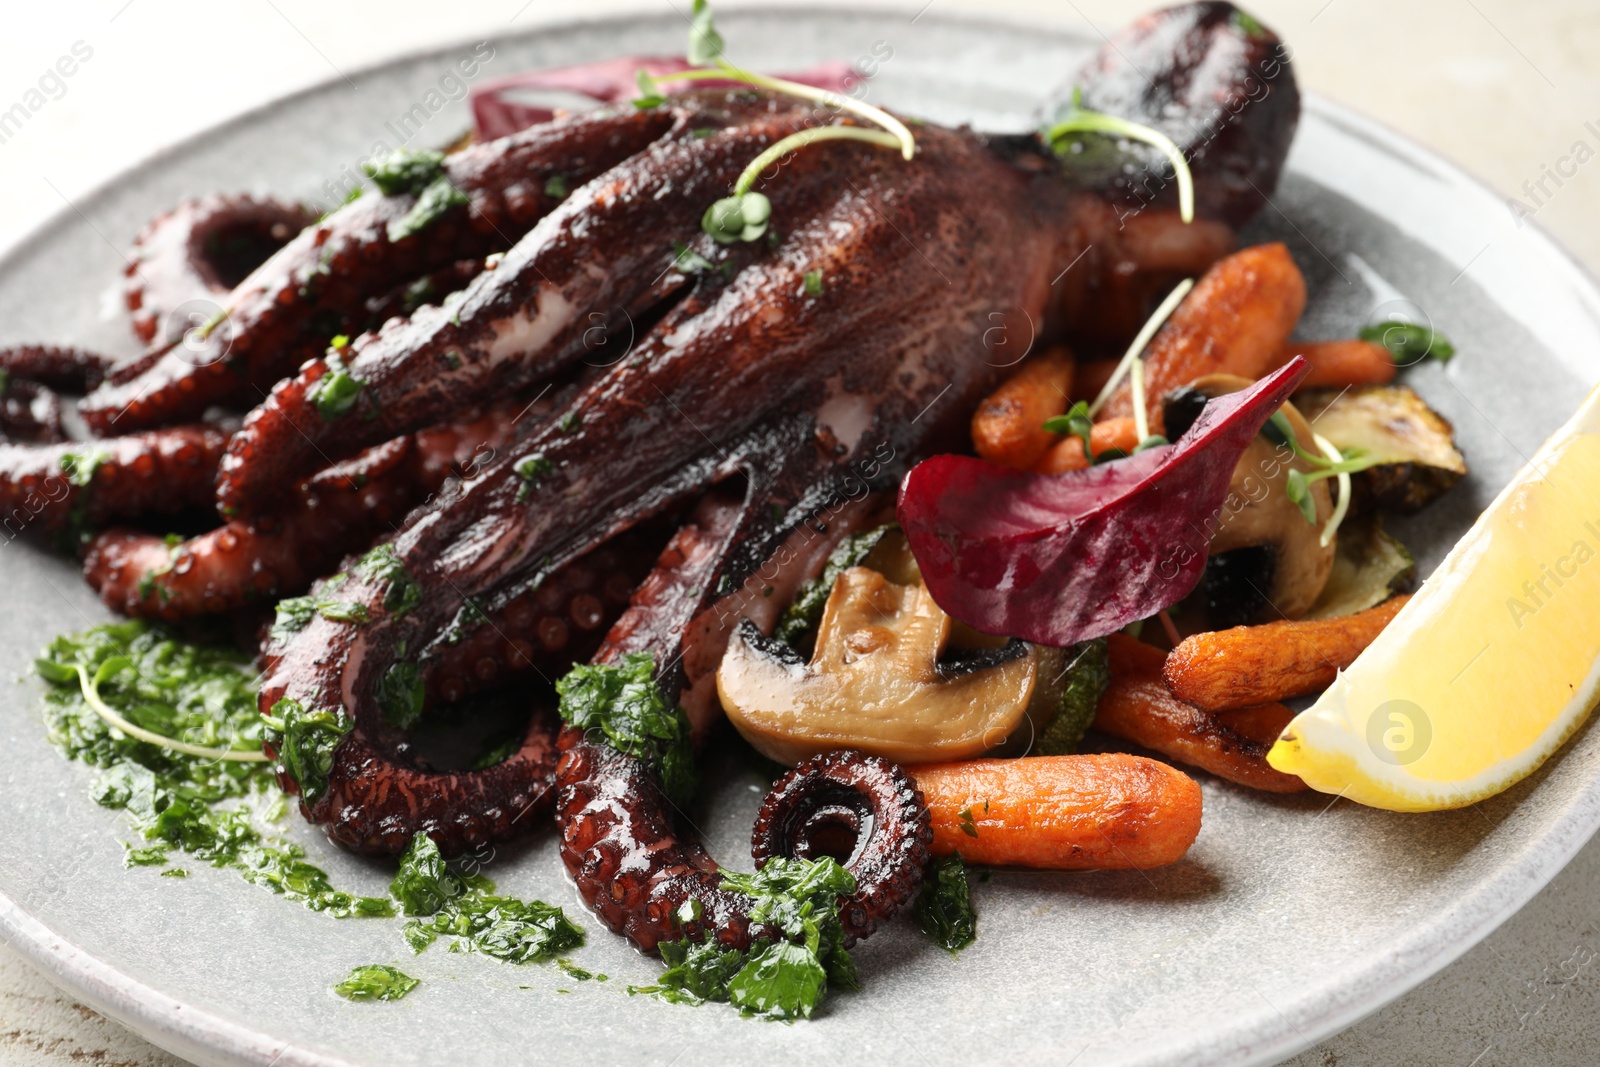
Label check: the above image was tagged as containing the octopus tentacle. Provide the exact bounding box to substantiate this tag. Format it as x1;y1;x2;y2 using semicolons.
751;751;932;945
0;425;229;537
83;403;523;619
124;194;316;345
0;345;116;393
307;704;565;858
213;95;815;518
1;380;65;443
82;106;678;435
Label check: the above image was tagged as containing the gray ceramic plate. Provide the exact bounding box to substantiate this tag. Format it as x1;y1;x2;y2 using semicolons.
3;7;1600;1067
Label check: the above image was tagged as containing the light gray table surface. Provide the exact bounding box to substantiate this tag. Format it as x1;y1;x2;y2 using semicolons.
1;2;1596;1064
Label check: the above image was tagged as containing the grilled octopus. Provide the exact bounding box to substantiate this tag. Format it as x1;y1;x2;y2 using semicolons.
250;1;1298;953
1;2;1297;961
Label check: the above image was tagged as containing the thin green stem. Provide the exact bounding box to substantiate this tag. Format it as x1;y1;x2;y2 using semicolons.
75;662;269;763
734;126;902;194
1044;110;1194;224
1313;431;1352;548
647;64;916;161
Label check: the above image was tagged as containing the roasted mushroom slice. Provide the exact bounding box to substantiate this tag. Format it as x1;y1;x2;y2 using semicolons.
718;566;1062;766
1295;385;1467;512
1165;373;1335;624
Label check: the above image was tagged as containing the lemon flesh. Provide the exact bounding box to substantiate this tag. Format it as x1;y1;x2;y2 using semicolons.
1268;385;1600;811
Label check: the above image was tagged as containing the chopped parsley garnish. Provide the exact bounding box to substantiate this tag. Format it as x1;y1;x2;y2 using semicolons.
514;454;554;501
915;854;977;954
802;270;824;296
389;832;486;916
362;148;447;195
558;411;582;434
389;176;470;243
1359;319;1456;365
334;964;419;1002
35;623;391;918
544;174;569;200
262;697;352;808
688;0;725;64
555;653;695;804
311;352;364;420
375;661;425;731
59;446;108;488
353;544;422;616
671;241;717;275
631;857;859;1020
558;959;607;982
957;807;979;838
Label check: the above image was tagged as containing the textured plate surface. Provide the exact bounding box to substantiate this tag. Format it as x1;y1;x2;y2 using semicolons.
2;7;1599;1067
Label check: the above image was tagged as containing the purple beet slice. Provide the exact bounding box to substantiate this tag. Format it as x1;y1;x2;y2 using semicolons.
897;357;1310;647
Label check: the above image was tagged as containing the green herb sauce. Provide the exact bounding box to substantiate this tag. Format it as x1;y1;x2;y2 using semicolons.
36;623;392;917
555;653;695;804
629;857;859;1020
334;964;419;1002
914;854;977;953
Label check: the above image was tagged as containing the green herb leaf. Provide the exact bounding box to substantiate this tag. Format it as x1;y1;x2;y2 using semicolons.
1359;319;1456;365
311;352;364;421
555;653;695;804
728;941;827;1020
405;893;584;963
515;453;555;502
375;661;425;731
1285;468;1318;525
362;148;447;195
389;832;484;916
352;544;422;616
334;964;419;1002
915;854;977;954
262;697;351;807
634;68;666;109
388;175;470;243
1043;400;1094;461
802;270;823;296
543;174;569;200
671;241;716;275
687;0;725;65
634;857;859;1019
957;807;979;838
1134;434;1169;453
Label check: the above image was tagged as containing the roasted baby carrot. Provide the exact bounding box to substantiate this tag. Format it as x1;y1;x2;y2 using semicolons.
1271;339;1396;389
1101;243;1307;430
911;753;1202;869
1095;633;1306;793
970;346;1075;469
1033;416;1142;474
1163;595;1412;711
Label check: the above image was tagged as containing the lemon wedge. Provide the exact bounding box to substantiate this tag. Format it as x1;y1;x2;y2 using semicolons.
1267;384;1600;810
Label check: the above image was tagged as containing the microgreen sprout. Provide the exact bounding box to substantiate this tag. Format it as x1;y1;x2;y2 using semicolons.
1263;410;1384;544
1043;88;1195;224
1359;319;1456;366
1043;401;1094;461
64;658;268;763
636;1;915;244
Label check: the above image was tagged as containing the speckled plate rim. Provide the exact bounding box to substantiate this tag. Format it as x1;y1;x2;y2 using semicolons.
3;5;1600;1066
